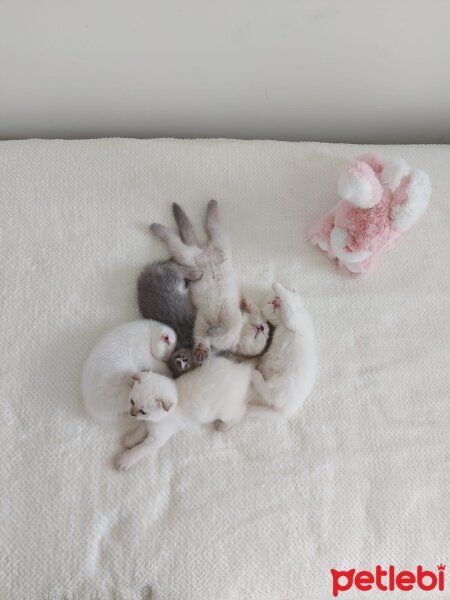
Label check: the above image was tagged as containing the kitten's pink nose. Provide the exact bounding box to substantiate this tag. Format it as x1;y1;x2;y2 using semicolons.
272;299;280;309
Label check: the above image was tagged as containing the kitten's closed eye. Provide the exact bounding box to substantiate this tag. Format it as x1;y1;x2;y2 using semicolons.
130;399;135;405
139;409;147;415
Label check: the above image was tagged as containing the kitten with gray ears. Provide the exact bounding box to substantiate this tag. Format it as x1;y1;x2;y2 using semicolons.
139;201;269;372
117;355;254;471
150;200;269;364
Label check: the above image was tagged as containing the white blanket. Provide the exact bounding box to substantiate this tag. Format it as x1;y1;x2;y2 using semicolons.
1;139;449;600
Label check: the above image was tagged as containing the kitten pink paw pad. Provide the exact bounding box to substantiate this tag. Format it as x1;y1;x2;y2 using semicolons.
194;345;209;365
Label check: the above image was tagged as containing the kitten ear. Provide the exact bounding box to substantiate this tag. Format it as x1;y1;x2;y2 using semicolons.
160;333;174;346
157;399;174;412
241;297;260;316
123;372;142;387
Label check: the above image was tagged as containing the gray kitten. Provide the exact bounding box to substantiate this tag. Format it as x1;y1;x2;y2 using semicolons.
137;260;201;347
137;205;202;376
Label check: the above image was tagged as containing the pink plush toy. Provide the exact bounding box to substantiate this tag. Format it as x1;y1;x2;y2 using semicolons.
308;154;432;274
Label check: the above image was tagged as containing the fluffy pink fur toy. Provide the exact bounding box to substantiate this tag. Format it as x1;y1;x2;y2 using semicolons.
308;154;432;275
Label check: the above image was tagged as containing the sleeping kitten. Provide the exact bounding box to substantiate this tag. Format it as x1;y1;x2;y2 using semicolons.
246;282;317;419
138;202;204;349
150;200;269;364
117;355;253;471
137;260;200;377
137;204;202;377
137;260;201;349
82;319;177;422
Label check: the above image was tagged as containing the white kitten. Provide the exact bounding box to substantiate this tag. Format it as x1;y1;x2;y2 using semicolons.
247;283;317;418
82;320;177;423
150;201;269;364
117;356;253;471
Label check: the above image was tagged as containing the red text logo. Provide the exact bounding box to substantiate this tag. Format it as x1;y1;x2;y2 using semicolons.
330;564;445;597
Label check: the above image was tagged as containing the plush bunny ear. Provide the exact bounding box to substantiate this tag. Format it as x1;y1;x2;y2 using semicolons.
356;153;384;174
338;159;383;209
241;297;260;316
391;169;431;232
380;158;411;191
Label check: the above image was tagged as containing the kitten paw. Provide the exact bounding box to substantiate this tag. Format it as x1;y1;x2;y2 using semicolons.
194;344;209;365
188;267;203;281
214;419;226;431
116;451;137;472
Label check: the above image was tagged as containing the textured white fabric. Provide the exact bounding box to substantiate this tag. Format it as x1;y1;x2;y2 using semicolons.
1;139;449;600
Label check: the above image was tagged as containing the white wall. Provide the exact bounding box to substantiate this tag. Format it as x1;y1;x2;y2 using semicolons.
1;0;449;143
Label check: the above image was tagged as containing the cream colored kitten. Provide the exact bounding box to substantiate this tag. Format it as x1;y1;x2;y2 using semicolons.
150;201;268;364
247;283;317;419
117;356;253;471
